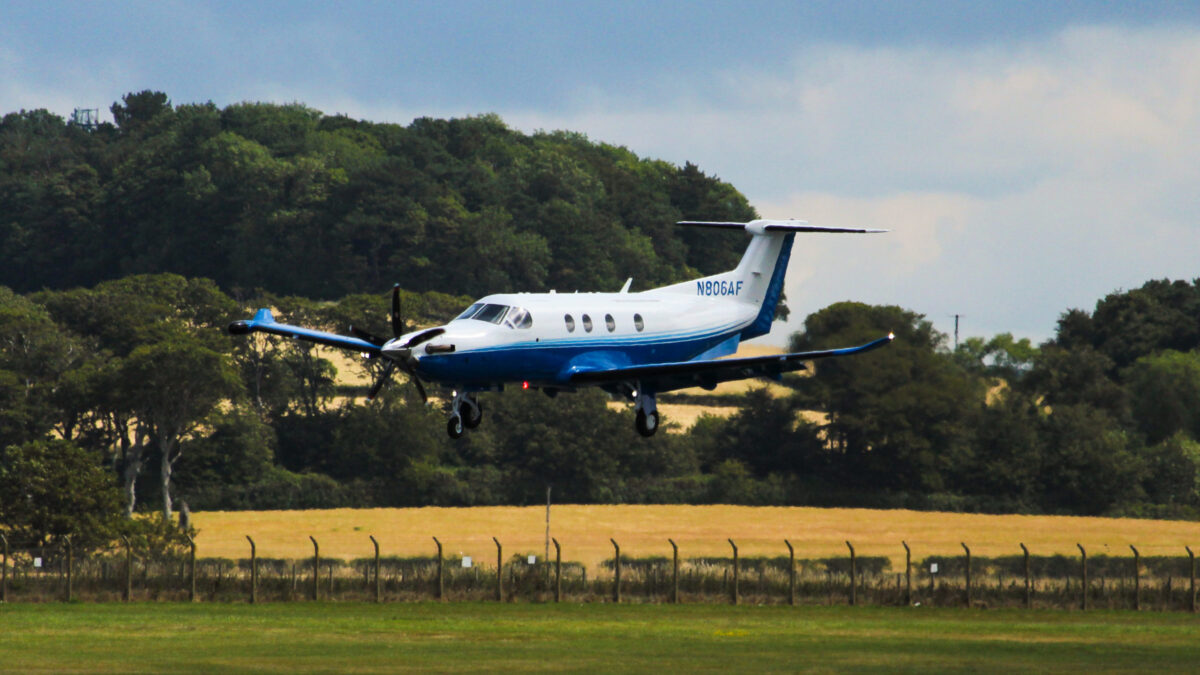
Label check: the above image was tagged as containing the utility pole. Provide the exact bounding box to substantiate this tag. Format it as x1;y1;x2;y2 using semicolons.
954;314;960;351
545;486;551;568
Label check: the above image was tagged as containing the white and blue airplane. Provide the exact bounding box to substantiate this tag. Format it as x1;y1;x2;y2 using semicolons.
229;220;893;438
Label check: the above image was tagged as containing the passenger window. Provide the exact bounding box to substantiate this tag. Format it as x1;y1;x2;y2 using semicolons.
605;314;615;332
582;314;593;332
565;314;575;332
634;313;644;332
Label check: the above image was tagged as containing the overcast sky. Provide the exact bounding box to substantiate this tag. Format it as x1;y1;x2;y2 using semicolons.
4;1;1199;345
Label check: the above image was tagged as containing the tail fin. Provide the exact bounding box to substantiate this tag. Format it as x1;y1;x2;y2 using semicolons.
676;220;887;340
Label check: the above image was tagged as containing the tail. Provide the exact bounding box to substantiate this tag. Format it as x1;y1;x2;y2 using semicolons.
675;219;887;340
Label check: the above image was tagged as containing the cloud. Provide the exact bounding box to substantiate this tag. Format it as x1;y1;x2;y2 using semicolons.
497;25;1200;344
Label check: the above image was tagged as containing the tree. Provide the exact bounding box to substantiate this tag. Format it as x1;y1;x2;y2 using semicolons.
0;439;125;551
120;332;243;521
1038;404;1145;514
111;90;172;133
789;302;985;494
1124;350;1200;445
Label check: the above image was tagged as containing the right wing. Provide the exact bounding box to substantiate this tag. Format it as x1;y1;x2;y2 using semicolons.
566;333;894;393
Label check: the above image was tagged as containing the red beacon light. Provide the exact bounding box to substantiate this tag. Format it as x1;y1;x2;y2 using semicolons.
522;381;529;390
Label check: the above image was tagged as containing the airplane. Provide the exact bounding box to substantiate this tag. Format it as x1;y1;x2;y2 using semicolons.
228;219;893;438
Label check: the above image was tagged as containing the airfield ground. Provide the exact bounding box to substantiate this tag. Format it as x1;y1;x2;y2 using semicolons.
1;603;1197;673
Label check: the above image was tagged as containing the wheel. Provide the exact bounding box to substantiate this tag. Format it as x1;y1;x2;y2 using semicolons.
447;415;465;439
635;409;659;437
463;399;483;429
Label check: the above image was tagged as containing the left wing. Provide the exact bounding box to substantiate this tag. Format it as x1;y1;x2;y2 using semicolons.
228;308;382;355
567;333;894;393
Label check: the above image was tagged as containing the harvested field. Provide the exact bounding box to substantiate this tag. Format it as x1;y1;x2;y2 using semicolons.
191;505;1200;570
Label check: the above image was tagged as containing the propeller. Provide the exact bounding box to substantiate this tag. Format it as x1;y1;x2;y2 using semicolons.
364;284;435;404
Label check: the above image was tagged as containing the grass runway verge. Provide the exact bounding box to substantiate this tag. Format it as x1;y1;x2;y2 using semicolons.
2;602;1199;673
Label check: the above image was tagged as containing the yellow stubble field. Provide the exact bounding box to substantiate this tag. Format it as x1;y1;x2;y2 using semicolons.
191;504;1200;570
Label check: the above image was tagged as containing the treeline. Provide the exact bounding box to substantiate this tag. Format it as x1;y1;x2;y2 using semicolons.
3;273;1200;553
0;91;754;300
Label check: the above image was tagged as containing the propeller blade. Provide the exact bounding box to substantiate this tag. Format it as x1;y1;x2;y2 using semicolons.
391;284;403;338
411;374;428;403
367;360;396;401
349;325;387;347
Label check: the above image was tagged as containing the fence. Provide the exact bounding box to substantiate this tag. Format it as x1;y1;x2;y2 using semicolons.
0;533;1196;611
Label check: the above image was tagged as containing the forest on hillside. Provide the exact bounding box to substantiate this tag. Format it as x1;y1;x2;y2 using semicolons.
2;93;1200;552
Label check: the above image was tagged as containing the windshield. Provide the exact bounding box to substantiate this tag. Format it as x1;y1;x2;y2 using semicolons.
455;303;485;320
471;303;509;324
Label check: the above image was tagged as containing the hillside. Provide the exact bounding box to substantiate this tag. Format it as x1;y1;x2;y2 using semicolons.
0;92;756;300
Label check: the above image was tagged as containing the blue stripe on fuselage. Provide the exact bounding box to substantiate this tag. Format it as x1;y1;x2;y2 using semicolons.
416;323;744;387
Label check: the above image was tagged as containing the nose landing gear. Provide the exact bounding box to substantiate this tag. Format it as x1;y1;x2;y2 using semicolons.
447;391;482;439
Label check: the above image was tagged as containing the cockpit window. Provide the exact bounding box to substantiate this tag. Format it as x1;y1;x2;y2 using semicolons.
471;303;509;324
455;303;484;320
504;307;533;329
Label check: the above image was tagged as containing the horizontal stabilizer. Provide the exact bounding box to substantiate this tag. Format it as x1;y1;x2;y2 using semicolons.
677;220;887;234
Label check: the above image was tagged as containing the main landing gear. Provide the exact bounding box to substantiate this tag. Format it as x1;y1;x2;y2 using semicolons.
634;389;659;437
447;391;482;439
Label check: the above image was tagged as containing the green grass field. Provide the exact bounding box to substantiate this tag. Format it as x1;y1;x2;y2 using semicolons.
2;602;1198;673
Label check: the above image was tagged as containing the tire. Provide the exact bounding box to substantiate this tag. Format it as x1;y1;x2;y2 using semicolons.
635;410;659;437
463;400;483;429
447;415;465;439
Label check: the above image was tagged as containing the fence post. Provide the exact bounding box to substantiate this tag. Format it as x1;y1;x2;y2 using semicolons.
785;540;796;606
552;538;561;603
433;537;444;601
369;535;381;603
902;541;911;606
1020;543;1031;609
961;542;971;608
727;539;738;605
1130;545;1140;611
186;535;196;602
611;539;621;604
1188;546;1196;613
1077;543;1087;611
246;536;257;604
846;540;856;606
309;536;319;601
669;539;679;604
64;536;73;603
1;533;7;603
493;537;503;602
122;534;132;603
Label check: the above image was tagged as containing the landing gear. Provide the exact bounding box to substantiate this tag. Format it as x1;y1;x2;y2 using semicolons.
447;391;482;438
633;387;659;437
462;397;483;429
635;409;660;437
447;414;465;439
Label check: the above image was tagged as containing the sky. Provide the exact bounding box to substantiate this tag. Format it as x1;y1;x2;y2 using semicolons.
3;0;1199;346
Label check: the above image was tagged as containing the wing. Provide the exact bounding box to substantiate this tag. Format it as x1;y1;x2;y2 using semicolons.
567;333;894;393
228;308;382;355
